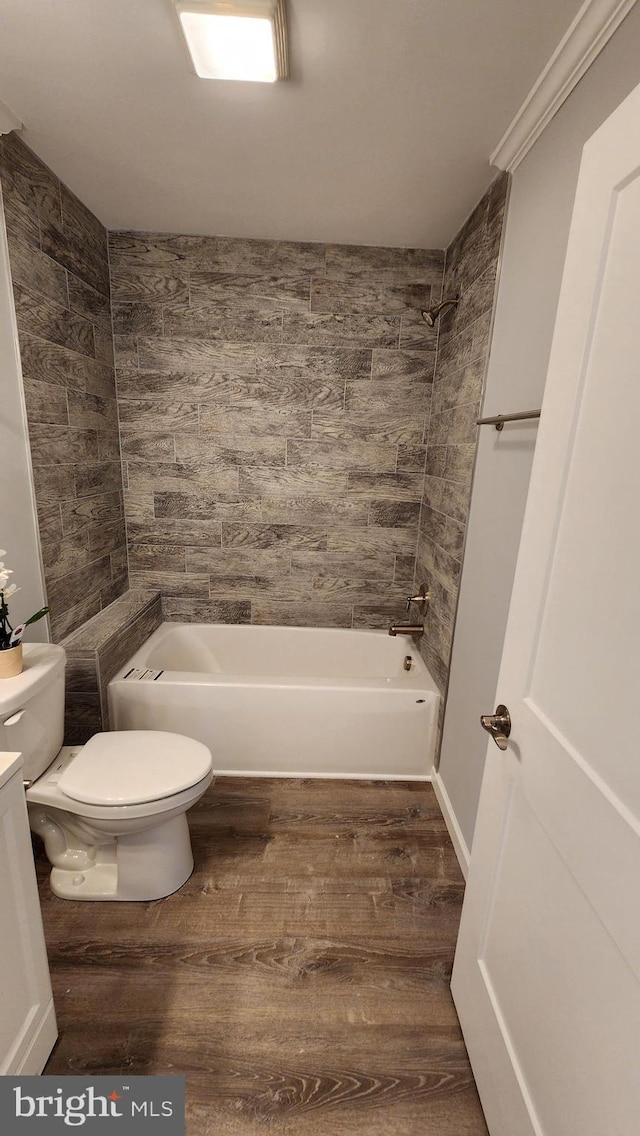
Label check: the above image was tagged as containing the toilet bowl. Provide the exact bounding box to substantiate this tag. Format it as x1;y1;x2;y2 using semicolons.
0;643;213;902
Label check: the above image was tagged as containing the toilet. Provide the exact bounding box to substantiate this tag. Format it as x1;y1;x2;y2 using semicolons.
0;642;213;901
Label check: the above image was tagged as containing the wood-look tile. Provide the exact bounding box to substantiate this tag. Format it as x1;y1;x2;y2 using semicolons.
46;555;112;614
325;243;444;283
230;373;345;411
19;334;115;397
397;445;426;473
128;571;210;596
259;497;370;526
125;543;184;572
432;357;485;415
222;524;327;550
119;431;176;462
310;578;407;603
163;303;283;343
345;379;431;415
311;410;425;445
37;503;64;544
14;283;95;359
175;434;286;467
208;575;307;601
421;477;469;527
97;428;122;461
5;231;69;305
116;368;239;403
281;313;400;348
291;552;396;581
48;594;102;643
32;463;77;503
87;519;127;557
398;311;441;351
61;493;124;536
346;473;424;501
127;462;239;494
428;403;478;447
310;278;431;315
137;336;256;375
75;461;125;498
154;494;262;523
327;527;417;555
127;519;223;547
199;405;313;439
22;378;69;425
443;445;476;486
43;531;93;580
370;348;436;382
186;547;290;578
190;271;311;312
109;266;189;304
117;398;200;433
369;502;422;527
111;302;164;336
67;272;112;331
251;601;352;627
239;468;349;498
352;602;410;630
28;424;99;466
287;439;397;473
67;390;118;432
188;235;327;276
161;597;251;623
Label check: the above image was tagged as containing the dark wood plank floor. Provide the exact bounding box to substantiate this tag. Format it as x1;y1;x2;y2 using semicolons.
37;778;488;1136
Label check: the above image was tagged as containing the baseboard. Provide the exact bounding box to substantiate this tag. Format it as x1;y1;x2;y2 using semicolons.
14;1000;57;1075
431;769;471;879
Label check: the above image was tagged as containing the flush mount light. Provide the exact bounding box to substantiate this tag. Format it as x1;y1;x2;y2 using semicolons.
173;0;288;82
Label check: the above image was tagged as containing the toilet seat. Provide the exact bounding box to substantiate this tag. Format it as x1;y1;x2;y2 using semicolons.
58;731;212;806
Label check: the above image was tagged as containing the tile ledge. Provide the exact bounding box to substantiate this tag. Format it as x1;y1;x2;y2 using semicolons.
61;589;161;652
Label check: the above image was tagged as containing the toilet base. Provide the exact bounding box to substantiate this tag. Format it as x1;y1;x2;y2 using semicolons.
48;814;195;901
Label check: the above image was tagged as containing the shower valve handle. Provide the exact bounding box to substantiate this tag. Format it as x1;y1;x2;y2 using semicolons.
406;587;430;613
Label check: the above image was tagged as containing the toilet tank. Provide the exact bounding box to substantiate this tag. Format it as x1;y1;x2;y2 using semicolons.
0;644;66;783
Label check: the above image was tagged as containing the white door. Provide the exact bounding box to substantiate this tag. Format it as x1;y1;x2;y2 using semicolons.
451;81;640;1136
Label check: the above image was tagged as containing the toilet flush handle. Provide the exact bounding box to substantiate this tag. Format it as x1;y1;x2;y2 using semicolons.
3;711;31;787
5;709;25;727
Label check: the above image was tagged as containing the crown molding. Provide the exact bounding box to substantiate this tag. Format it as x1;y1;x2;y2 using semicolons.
490;0;637;172
0;99;22;135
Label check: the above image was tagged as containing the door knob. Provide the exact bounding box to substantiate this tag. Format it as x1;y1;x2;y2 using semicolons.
480;704;511;750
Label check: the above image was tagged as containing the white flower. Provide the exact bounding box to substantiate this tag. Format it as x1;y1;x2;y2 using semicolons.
3;584;19;597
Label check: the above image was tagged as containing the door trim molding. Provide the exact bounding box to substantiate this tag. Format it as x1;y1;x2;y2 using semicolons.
490;0;636;172
431;768;471;878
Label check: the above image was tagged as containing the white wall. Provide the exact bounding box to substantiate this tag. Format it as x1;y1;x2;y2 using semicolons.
436;2;640;866
0;183;48;640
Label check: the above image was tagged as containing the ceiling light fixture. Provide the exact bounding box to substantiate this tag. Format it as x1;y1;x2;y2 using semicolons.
173;0;288;83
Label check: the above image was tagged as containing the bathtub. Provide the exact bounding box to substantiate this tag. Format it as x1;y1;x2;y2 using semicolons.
108;623;440;779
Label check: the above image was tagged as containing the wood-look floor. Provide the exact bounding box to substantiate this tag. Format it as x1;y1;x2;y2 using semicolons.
37;778;488;1136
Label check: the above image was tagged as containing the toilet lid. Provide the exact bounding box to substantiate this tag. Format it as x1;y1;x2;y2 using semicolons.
58;731;212;806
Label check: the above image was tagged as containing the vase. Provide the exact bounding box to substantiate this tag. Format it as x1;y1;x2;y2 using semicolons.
0;644;23;678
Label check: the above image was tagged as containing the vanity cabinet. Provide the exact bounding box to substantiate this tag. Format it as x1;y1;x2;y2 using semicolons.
0;751;57;1073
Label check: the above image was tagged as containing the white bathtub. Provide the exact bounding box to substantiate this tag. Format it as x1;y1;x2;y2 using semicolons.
108;623;439;779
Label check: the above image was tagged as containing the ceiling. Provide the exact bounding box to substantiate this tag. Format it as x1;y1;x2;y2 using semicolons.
0;0;584;248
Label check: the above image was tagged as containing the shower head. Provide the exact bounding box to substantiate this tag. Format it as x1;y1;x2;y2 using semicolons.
421;296;460;326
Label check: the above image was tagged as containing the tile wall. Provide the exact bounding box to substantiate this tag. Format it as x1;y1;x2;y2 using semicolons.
0;133;128;641
108;234;444;628
416;173;509;692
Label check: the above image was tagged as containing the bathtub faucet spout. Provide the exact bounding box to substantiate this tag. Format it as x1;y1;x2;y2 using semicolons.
388;624;424;637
